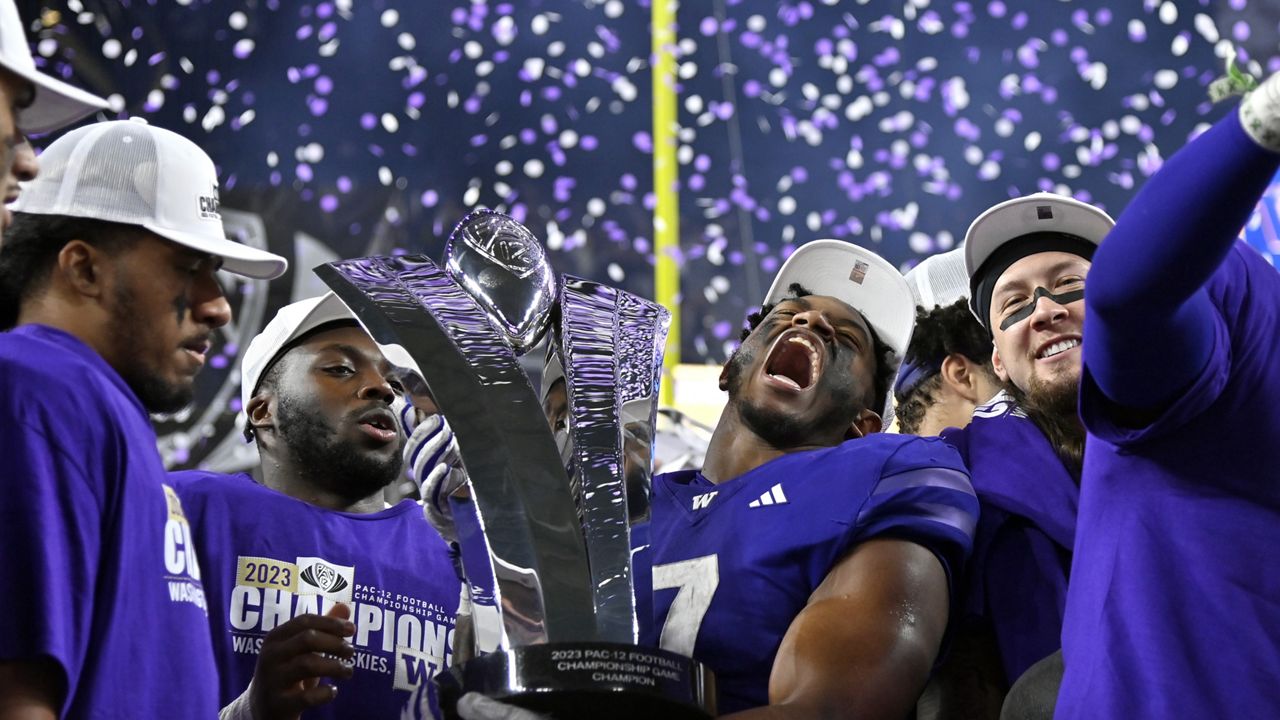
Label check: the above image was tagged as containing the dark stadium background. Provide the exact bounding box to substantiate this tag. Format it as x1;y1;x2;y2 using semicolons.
17;0;1280;469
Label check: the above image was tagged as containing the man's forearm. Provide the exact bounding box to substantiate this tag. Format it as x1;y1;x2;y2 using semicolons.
1085;94;1280;410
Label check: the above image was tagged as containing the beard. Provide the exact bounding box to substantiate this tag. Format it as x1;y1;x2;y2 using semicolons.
1010;370;1085;481
275;393;404;499
724;345;861;450
106;282;194;414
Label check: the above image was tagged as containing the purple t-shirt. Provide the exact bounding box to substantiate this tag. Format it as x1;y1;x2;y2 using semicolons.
0;325;219;718
170;470;461;719
941;391;1077;684
644;434;978;713
1060;242;1280;718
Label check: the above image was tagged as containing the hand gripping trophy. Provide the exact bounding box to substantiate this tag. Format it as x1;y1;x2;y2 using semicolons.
314;210;715;719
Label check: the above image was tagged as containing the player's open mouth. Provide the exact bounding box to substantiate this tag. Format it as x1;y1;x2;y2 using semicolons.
181;338;211;366
762;328;823;391
356;409;398;443
1036;336;1080;360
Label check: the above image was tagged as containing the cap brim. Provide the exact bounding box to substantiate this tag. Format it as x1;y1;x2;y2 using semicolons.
765;239;915;361
319;292;426;381
144;222;288;280
13;66;110;134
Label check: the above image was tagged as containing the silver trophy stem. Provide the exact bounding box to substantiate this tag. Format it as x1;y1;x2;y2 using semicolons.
557;278;634;643
316;255;597;645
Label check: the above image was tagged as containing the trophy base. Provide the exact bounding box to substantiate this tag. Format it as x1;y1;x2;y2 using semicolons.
435;642;716;719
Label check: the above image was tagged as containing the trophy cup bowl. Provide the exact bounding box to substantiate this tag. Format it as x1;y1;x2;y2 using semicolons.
443;208;557;355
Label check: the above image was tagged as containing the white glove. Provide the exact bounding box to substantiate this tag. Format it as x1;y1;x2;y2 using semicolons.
456;694;550;720
403;412;465;543
405;413;459;489
1241;68;1280;152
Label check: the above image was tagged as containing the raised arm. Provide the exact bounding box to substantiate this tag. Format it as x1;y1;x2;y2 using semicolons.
1084;71;1280;412
724;537;951;720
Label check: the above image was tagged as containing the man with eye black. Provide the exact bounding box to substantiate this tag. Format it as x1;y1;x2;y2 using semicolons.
169;294;461;720
920;191;1111;717
0;116;289;715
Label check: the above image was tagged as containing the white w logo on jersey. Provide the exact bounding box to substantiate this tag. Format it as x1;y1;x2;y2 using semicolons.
691;491;718;510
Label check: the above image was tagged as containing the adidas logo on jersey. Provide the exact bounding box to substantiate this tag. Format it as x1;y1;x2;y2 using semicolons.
691;491;718;510
748;483;788;508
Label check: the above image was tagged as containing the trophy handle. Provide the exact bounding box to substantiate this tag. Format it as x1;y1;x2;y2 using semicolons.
553;279;673;644
616;291;672;525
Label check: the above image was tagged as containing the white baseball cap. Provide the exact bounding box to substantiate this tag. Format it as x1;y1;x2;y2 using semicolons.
963;192;1114;323
11;118;287;279
0;0;109;133
904;247;969;310
239;292;429;430
765;239;915;362
240;292;354;412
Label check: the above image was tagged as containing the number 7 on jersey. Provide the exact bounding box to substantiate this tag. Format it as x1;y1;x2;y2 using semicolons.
652;555;719;657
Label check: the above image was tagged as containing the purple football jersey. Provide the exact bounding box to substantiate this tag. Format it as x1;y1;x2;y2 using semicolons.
0;325;219;718
644;434;978;713
1061;242;1280;718
170;470;461;719
941;391;1077;684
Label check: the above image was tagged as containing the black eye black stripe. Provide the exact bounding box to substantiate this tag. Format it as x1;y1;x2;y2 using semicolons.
999;286;1085;330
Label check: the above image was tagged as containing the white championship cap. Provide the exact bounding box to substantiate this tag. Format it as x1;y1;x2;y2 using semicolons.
11;118;287;279
765;239;915;362
0;0;109;133
239;292;427;433
963;192;1114;323
904;247;969;310
239;292;354;412
766;239;914;422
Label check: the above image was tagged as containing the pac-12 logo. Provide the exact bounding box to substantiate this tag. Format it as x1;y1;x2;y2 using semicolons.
301;560;350;594
460;213;545;279
295;557;356;605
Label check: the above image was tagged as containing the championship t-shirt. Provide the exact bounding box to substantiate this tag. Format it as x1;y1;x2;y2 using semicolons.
644;434;978;713
0;325;219;718
170;470;461;719
941;391;1077;684
1061;241;1280;718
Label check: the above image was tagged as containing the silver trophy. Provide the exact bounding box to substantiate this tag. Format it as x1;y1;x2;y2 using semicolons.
316;210;713;719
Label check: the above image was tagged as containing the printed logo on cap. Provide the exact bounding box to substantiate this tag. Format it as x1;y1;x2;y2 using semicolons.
849;260;870;284
197;182;221;221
